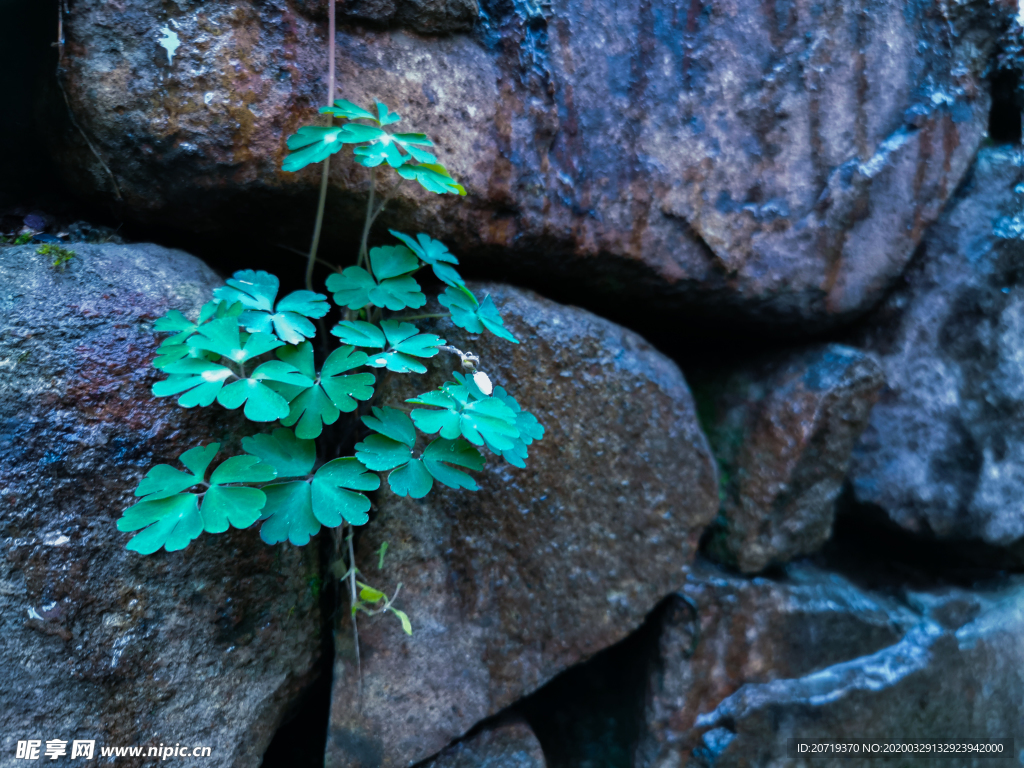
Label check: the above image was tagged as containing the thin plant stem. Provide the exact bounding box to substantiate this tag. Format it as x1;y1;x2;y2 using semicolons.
393;312;451;321
357;168;377;270
304;0;337;293
347;525;362;700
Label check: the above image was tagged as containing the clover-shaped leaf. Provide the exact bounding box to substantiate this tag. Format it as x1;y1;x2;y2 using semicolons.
375;101;402;126
370;275;426;311
490;386;545;467
355;407;416;472
214;270;329;345
409;381;520;450
282;126;349;172
320;99;378;121
268;343;374;439
242;427;316;478
119;443;276;554
153;340;218;371
327;267;375;309
332;320;386;348
389;230;464;287
423;437;485;490
186;317;284;363
369;245;419;280
153;358;234;408
363;406;418;445
363;320;445;374
311;458;380;527
396;163;466;196
218;360;312;422
259;481;320;545
439;287;518;343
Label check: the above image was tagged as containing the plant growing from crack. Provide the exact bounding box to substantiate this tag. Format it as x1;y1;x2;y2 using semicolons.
118;98;544;644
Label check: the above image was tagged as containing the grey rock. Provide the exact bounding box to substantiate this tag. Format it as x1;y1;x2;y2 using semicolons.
637;559;918;767
326;284;719;768
664;576;1024;768
54;0;1011;326
698;345;884;573
0;243;321;768
849;147;1024;550
425;720;545;768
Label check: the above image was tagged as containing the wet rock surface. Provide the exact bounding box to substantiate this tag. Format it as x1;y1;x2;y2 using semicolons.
325;284;719;768
55;0;1012;325
849;147;1024;553
637;560;1024;768
0;243;322;768
698;345;884;573
425;720;546;768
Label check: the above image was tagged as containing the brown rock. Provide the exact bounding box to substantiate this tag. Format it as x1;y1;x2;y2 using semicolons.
697;345;884;573
425;720;546;768
0;243;322;768
325;284;718;768
649;569;1024;768
54;0;1012;326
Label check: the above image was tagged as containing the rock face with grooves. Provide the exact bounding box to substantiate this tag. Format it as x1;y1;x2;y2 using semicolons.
326;284;719;768
0;243;322;768
54;0;1011;325
698;345;884;573
850;147;1024;552
637;560;1024;767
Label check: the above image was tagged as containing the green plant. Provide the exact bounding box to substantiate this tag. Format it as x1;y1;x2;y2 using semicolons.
37;243;76;270
118;99;544;638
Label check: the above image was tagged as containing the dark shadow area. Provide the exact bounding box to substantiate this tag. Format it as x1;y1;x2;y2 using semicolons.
514;600;669;768
990;69;1023;145
260;534;338;768
812;485;1023;594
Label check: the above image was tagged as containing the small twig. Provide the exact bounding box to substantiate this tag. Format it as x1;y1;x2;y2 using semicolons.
276;243;340;271
392;312;450;322
438;344;480;370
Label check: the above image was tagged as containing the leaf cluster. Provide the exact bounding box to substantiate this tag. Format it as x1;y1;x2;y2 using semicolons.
282;99;466;196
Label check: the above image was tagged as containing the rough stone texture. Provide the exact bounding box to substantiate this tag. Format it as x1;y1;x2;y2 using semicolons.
637;560;1024;768
697;345;884;573
425;720;545;768
54;0;1012;326
0;243;322;768
849;147;1024;551
326;284;719;768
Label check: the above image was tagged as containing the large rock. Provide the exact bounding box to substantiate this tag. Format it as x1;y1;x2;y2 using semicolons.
697;345;884;573
54;0;1011;326
0;243;322;768
424;720;545;768
849;147;1024;552
637;560;1024;767
326;284;719;768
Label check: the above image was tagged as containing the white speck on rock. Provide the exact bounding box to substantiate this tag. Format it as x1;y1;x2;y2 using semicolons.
158;26;181;65
204;92;215;105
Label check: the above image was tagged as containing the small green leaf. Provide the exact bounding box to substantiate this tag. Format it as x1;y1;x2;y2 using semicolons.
135;443;218;500
439;287;518;343
217;378;292;421
391;608;413;635
242;428;316;477
283;125;348;172
327;267;376;310
358;582;386;602
380;319;444;360
154;359;234;408
369;245;419;280
187;317;284;363
354;141;407;169
361;406;417;446
259;482;320;545
389;230;464;288
377;541;389;569
409;383;520;450
490;385;545;465
376;101;401;126
216;271;328;344
201;486;267;534
388;458;433;498
423;437;485;490
210;454;277;485
215;270;279;312
119;494;203;554
331;320;386;348
320;99;378;122
370;275;426;311
320;345;375;411
396;163;466;195
311;458;380;527
355;434;413;472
